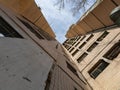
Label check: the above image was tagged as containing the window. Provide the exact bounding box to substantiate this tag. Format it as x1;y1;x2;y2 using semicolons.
64;45;69;49
88;60;109;79
45;64;55;90
67;46;71;50
77;53;88;63
72;49;79;56
0;17;23;38
80;36;86;41
69;47;74;53
66;61;79;78
64;39;69;43
18;18;44;39
75;41;80;47
66;40;74;45
97;31;109;41
74;87;78;90
74;86;84;90
103;40;120;60
76;36;81;41
86;34;94;41
72;41;76;45
69;38;76;44
87;42;98;52
79;42;86;49
63;43;65;46
111;0;120;6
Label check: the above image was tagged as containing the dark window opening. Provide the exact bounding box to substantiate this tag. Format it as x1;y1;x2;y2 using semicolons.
67;46;71;50
97;31;109;41
79;42;86;49
72;49;79;56
71;38;76;41
103;40;120;60
67;41;74;45
0;17;23;38
69;47;74;53
74;86;84;90
87;42;98;52
80;36;86;41
77;53;88;63
88;60;109;79
76;36;81;41
111;0;119;6
74;87;78;90
64;44;68;48
63;44;66;47
66;61;79;78
68;38;76;45
75;42;80;47
64;39;69;43
18;18;44;39
72;41;76;45
17;16;55;40
45;64;55;90
86;34;94;41
66;45;70;49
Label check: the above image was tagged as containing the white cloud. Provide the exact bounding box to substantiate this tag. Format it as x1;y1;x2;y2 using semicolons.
35;0;79;43
35;0;96;43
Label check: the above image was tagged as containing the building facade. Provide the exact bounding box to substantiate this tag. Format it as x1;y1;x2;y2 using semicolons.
0;1;91;90
63;0;120;90
65;0;120;38
63;27;120;90
0;0;56;38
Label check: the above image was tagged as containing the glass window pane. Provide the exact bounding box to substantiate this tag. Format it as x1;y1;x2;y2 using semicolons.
0;17;23;38
88;60;109;79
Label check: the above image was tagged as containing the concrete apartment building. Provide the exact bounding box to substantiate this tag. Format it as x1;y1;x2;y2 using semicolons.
63;0;120;90
0;0;92;90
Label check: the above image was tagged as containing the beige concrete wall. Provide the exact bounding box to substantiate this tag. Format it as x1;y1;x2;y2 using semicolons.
82;32;120;90
63;0;120;89
76;28;120;71
63;27;120;90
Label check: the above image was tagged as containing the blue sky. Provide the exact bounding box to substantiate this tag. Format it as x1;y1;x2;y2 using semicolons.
35;0;96;43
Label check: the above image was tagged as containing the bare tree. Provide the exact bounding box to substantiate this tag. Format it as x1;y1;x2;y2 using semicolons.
54;0;89;15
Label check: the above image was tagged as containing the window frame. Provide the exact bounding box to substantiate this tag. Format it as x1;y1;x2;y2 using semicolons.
87;42;98;52
0;16;23;38
66;61;79;78
103;40;120;60
97;31;109;41
86;34;94;41
72;49;79;56
79;42;86;49
17;18;45;39
77;53;88;63
88;60;109;79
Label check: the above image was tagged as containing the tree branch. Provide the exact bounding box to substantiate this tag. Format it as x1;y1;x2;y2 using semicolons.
55;0;88;15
